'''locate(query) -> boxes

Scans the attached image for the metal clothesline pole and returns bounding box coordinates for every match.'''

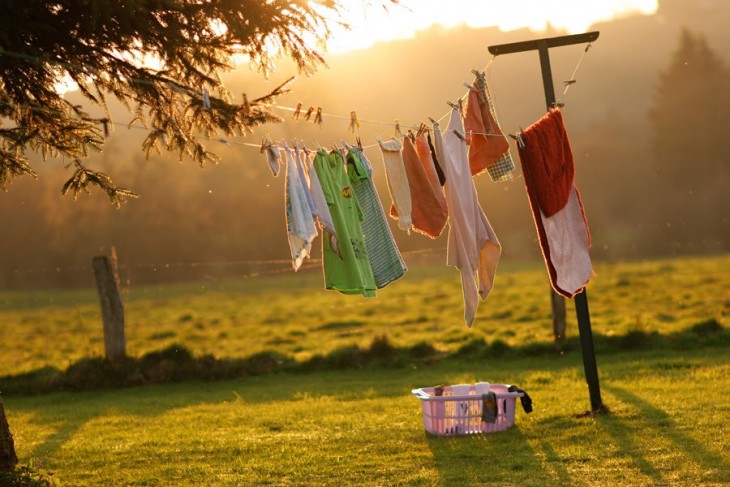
[488,31,604,413]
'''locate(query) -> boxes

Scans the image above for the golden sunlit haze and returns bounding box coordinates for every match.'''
[325,0,659,53]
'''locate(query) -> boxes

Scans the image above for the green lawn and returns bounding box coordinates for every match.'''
[5,347,729,486]
[1,254,727,377]
[1,254,729,486]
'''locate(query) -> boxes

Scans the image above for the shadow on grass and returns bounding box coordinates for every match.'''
[600,385,730,485]
[1,319,727,397]
[425,427,550,485]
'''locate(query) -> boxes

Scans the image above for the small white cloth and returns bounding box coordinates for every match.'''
[378,137,413,232]
[284,147,318,271]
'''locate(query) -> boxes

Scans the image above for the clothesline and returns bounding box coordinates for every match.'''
[1,40,593,164]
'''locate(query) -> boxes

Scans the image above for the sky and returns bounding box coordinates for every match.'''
[324,0,659,53]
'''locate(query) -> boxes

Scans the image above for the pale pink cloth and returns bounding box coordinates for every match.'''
[540,188,592,295]
[434,108,501,327]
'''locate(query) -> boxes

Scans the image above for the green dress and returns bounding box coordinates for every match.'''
[313,149,377,297]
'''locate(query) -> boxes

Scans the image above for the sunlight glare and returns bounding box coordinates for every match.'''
[325,0,659,53]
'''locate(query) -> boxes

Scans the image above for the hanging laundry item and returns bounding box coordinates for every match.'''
[313,149,377,297]
[468,74,516,182]
[464,87,510,176]
[517,108,592,298]
[346,147,407,288]
[293,145,318,221]
[284,147,318,271]
[426,131,446,186]
[434,108,502,327]
[415,132,444,192]
[263,142,282,177]
[392,134,448,239]
[302,148,336,237]
[378,137,413,232]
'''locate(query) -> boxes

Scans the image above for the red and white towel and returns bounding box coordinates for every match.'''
[517,109,592,298]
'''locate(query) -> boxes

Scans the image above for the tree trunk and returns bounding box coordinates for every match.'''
[0,396,18,472]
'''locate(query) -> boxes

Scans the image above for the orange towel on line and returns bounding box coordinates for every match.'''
[518,109,592,298]
[390,136,449,239]
[464,88,510,177]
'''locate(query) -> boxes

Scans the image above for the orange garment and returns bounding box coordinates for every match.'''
[390,136,448,239]
[415,132,444,193]
[464,88,510,176]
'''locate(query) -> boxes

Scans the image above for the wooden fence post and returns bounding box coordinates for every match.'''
[92,254,126,362]
[0,396,17,472]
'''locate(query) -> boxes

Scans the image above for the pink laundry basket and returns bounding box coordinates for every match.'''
[411,383,524,436]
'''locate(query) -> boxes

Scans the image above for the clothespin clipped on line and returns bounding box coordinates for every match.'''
[349,111,360,133]
[260,136,270,153]
[100,118,110,137]
[303,106,314,121]
[394,120,404,138]
[314,107,324,126]
[82,117,110,138]
[428,116,438,126]
[202,88,211,109]
[242,93,251,113]
[452,128,466,142]
[563,80,577,87]
[509,132,525,149]
[293,102,303,120]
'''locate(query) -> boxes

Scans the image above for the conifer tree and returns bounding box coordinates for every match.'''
[649,28,730,186]
[0,0,380,207]
[0,0,395,474]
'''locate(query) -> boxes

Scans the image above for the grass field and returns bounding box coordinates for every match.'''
[1,254,727,377]
[1,254,729,486]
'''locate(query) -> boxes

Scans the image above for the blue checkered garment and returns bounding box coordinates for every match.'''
[482,78,515,182]
[346,147,407,288]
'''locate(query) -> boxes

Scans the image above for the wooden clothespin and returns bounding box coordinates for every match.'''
[509,132,525,149]
[202,88,211,109]
[452,128,466,142]
[394,120,404,138]
[293,102,303,119]
[260,136,270,153]
[563,80,577,87]
[99,118,110,137]
[349,111,360,133]
[242,93,251,113]
[314,107,323,126]
[356,136,363,149]
[303,106,314,121]
[428,116,438,126]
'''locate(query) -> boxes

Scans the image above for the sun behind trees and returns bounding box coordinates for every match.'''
[0,0,396,207]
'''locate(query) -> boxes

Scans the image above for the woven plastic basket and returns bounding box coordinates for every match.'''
[411,383,524,436]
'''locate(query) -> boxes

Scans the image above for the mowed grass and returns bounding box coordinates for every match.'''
[1,254,729,486]
[4,347,729,486]
[1,254,728,378]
